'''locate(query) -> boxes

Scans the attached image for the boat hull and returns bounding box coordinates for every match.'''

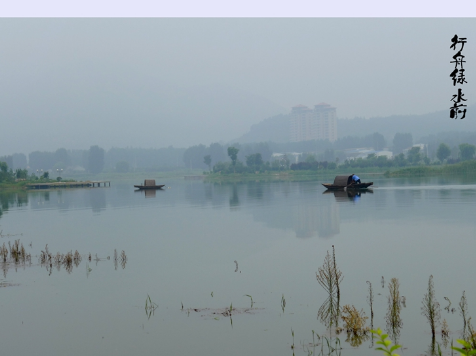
[134,185,165,190]
[322,182,373,190]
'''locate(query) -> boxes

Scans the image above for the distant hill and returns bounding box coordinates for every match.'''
[235,105,476,144]
[235,114,290,143]
[338,104,476,141]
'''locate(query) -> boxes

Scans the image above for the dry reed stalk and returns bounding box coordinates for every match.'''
[386,278,403,341]
[421,275,441,339]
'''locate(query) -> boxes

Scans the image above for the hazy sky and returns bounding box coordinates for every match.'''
[1,18,475,154]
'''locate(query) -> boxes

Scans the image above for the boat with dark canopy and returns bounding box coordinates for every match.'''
[322,175,373,190]
[134,179,165,190]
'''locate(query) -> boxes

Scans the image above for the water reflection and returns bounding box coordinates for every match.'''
[134,188,167,198]
[323,189,373,203]
[229,184,240,209]
[186,182,378,239]
[4,178,475,242]
[0,191,29,220]
[145,190,156,198]
[184,181,342,238]
[89,189,106,213]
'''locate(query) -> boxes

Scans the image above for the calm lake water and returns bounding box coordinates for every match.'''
[1,175,476,356]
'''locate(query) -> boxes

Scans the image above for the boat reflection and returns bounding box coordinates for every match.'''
[323,189,373,203]
[134,189,163,198]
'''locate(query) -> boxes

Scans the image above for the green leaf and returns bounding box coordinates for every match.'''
[390,344,401,352]
[384,340,392,347]
[458,340,472,349]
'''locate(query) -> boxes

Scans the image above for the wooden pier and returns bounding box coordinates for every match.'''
[26,181,111,189]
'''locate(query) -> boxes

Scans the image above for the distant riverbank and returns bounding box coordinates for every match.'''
[0,181,28,192]
[204,167,389,182]
[385,160,476,177]
[205,161,476,182]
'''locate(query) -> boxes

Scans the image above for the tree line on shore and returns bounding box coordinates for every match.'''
[2,131,476,176]
[206,142,476,174]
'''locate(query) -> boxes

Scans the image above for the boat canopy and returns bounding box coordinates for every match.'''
[144,179,156,186]
[333,175,353,186]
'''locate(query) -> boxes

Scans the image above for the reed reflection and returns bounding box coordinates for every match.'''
[316,247,343,330]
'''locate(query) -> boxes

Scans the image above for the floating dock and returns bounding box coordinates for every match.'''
[26,181,111,189]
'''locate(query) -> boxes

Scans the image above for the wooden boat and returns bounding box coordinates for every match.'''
[134,179,165,190]
[322,175,373,190]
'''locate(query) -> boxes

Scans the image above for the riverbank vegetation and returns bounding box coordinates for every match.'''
[3,136,476,182]
[205,142,476,180]
[386,160,476,177]
[0,161,76,191]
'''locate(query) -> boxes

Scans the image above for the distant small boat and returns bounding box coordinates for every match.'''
[134,179,165,190]
[322,175,373,190]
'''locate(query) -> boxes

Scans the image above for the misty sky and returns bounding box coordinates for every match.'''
[1,18,475,155]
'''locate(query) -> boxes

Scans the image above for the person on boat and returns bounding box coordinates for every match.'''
[351,174,361,185]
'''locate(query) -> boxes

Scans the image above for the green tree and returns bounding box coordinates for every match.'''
[407,147,421,165]
[436,143,451,162]
[255,142,272,162]
[393,133,413,155]
[203,155,212,172]
[115,161,130,173]
[245,153,263,168]
[0,161,11,183]
[227,147,239,173]
[88,145,105,174]
[393,153,407,167]
[15,169,28,179]
[459,143,476,161]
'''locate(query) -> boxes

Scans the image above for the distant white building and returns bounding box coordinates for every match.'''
[290,103,337,143]
[344,147,393,160]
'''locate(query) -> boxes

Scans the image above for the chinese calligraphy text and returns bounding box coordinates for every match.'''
[450,35,468,119]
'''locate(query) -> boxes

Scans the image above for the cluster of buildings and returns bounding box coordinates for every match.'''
[290,103,337,143]
[288,103,426,161]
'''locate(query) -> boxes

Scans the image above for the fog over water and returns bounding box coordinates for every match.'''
[1,18,475,154]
